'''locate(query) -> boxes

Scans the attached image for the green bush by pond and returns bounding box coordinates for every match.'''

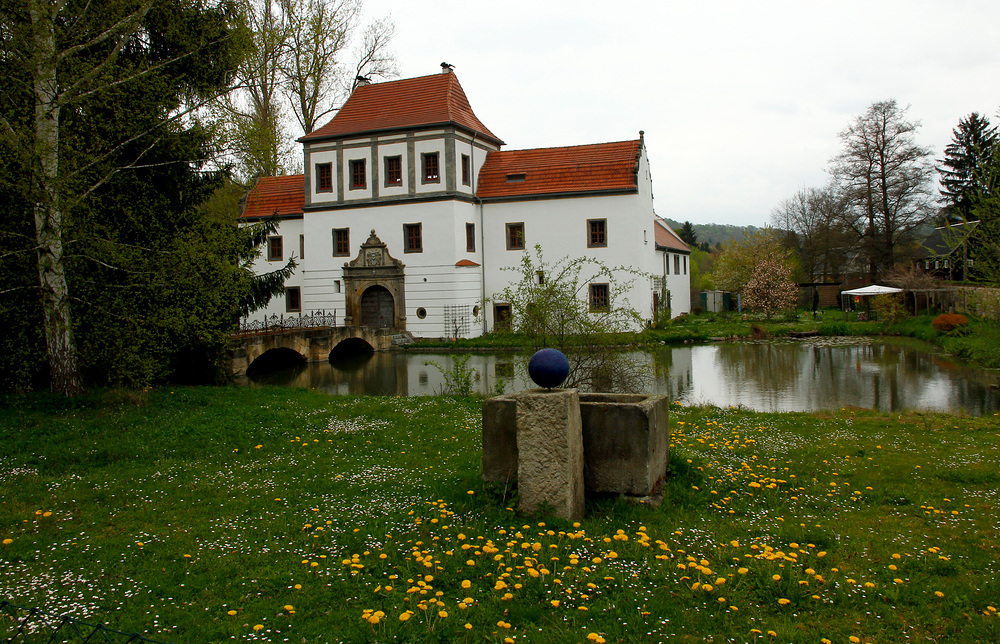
[2,388,999,642]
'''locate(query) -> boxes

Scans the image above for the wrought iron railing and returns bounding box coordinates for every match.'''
[236,309,337,335]
[0,601,172,643]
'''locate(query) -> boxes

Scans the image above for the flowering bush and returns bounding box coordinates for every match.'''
[742,257,799,319]
[931,313,969,332]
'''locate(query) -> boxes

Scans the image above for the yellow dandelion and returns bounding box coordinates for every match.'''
[438,610,448,618]
[550,600,560,607]
[2,539,12,545]
[227,610,237,616]
[935,590,944,597]
[778,598,790,605]
[464,623,473,630]
[252,625,264,632]
[399,612,411,622]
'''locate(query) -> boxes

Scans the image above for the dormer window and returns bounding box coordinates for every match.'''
[422,153,440,183]
[506,173,526,183]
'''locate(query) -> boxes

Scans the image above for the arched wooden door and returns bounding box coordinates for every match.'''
[360,286,395,328]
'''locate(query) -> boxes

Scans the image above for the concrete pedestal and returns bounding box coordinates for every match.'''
[515,389,584,521]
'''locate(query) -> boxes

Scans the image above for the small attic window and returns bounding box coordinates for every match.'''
[506,173,526,183]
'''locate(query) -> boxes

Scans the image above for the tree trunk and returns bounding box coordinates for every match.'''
[30,0,83,396]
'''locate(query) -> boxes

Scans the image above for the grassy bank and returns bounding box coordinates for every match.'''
[408,309,1000,371]
[2,388,999,643]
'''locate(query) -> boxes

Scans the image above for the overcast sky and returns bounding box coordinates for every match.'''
[359,0,1000,227]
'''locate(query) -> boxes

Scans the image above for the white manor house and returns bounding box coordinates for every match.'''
[241,65,690,339]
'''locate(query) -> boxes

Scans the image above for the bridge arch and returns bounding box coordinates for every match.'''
[246,347,307,376]
[231,325,409,376]
[330,337,375,360]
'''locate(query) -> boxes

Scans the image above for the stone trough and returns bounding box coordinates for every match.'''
[482,390,669,519]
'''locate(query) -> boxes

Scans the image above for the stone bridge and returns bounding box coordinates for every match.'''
[230,326,411,376]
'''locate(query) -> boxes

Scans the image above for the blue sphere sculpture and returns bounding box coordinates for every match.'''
[528,348,570,389]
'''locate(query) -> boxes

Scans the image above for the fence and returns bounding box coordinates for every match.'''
[0,601,172,644]
[236,309,337,335]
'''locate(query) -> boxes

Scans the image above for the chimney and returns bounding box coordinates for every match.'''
[440,62,454,73]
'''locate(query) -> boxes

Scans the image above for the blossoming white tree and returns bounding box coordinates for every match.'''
[742,257,799,319]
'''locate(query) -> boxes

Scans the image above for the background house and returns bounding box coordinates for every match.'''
[915,220,979,281]
[241,65,690,338]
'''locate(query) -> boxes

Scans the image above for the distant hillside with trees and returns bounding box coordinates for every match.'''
[663,219,761,249]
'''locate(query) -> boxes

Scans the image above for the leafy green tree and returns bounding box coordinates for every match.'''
[969,137,1000,284]
[830,100,934,281]
[689,247,715,292]
[491,246,646,392]
[713,228,792,297]
[937,112,998,220]
[0,0,246,393]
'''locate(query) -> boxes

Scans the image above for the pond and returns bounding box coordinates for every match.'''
[237,338,1000,415]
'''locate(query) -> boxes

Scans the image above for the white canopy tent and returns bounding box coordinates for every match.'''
[841,285,903,296]
[841,285,904,320]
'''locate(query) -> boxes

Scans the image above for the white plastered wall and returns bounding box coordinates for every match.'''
[248,218,306,319]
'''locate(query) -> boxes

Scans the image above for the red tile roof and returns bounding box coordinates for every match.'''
[241,175,305,220]
[654,218,690,253]
[301,73,502,144]
[476,140,641,199]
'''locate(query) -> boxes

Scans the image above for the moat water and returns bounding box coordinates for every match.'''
[236,338,1000,416]
[237,338,1000,416]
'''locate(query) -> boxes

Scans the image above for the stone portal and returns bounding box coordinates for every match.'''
[343,230,406,330]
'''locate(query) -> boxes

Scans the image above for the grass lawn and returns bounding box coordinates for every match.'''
[2,387,999,643]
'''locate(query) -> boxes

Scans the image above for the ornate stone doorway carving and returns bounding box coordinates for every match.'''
[343,230,406,330]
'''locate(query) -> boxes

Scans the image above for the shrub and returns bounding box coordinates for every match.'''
[872,294,908,325]
[691,305,705,315]
[931,313,969,332]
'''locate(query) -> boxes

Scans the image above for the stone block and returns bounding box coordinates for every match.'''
[579,393,669,496]
[482,394,518,484]
[515,389,584,521]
